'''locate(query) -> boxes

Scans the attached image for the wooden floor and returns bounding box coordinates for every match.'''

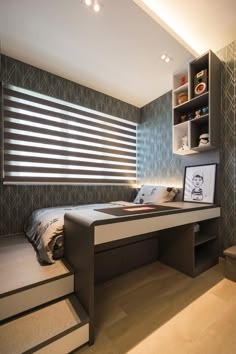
[77,261,236,354]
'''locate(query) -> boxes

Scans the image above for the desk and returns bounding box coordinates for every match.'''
[64,202,220,345]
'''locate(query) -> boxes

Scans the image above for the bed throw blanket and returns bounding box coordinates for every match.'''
[24,202,134,264]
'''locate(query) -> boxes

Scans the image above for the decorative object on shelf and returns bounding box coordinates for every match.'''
[188,111,195,120]
[194,69,208,97]
[198,133,210,146]
[177,92,188,105]
[202,106,208,115]
[183,163,216,203]
[195,109,201,118]
[180,76,187,86]
[178,134,188,151]
[180,114,187,122]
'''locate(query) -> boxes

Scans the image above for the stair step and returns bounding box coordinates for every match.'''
[1,273,74,321]
[0,295,89,354]
[0,234,71,294]
[0,234,74,320]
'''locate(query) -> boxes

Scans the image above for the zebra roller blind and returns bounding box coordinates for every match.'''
[2,84,137,184]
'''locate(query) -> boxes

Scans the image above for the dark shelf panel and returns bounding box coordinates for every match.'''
[174,114,209,127]
[195,233,217,246]
[190,115,209,150]
[194,236,219,276]
[190,114,209,125]
[194,256,218,277]
[191,145,214,152]
[173,92,208,113]
[190,52,209,72]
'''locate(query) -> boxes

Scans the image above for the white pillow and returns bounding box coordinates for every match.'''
[133,185,166,204]
[134,185,179,204]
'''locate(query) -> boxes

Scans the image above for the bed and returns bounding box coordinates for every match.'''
[24,186,179,264]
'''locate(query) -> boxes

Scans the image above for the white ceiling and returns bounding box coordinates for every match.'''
[0,1,235,108]
[134,0,236,55]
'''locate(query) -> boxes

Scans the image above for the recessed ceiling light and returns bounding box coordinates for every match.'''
[161,52,172,63]
[93,0,102,12]
[81,0,103,12]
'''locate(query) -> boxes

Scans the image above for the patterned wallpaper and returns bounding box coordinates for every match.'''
[0,56,140,123]
[138,93,219,188]
[217,41,236,250]
[1,40,235,248]
[0,55,139,236]
[138,40,236,251]
[137,91,184,187]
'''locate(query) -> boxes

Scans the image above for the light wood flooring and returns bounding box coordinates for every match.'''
[77,261,236,354]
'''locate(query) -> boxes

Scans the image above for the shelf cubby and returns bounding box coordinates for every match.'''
[195,232,216,246]
[190,117,209,149]
[174,91,208,112]
[194,240,218,276]
[189,53,209,99]
[159,218,219,278]
[173,121,195,155]
[172,50,221,155]
[173,68,189,108]
[194,219,219,276]
[173,68,188,90]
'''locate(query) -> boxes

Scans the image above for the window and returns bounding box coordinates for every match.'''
[2,84,137,184]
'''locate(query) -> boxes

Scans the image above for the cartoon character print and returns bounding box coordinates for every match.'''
[191,171,204,201]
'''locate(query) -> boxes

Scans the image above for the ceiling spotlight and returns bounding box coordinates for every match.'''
[93,0,102,12]
[161,53,166,60]
[81,0,103,13]
[161,52,172,63]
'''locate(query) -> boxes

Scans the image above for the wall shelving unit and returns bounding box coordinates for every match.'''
[172,50,221,155]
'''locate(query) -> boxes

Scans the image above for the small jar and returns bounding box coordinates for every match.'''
[177,92,188,105]
[180,114,187,122]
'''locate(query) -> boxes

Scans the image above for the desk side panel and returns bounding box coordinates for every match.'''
[64,214,94,345]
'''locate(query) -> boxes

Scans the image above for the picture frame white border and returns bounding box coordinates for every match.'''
[183,163,217,204]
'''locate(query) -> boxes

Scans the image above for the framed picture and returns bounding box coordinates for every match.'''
[183,163,217,203]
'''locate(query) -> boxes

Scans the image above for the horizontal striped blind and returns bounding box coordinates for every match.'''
[2,84,137,184]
